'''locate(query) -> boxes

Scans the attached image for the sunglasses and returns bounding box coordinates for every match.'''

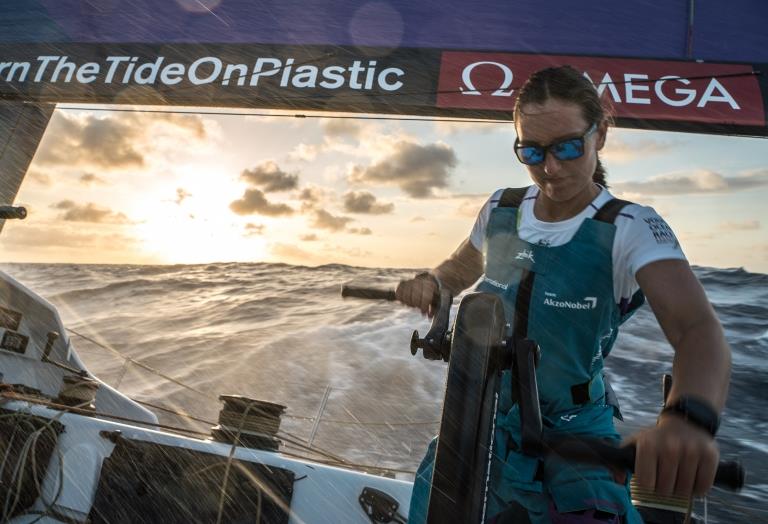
[514,123,598,166]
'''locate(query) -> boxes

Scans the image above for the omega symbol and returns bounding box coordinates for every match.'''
[460,61,514,97]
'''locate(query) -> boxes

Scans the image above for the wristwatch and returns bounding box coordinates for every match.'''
[661,395,720,437]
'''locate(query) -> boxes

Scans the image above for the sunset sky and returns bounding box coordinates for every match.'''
[3,105,767,272]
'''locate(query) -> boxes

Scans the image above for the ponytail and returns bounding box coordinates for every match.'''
[593,158,608,188]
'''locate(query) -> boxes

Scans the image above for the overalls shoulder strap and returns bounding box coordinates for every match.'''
[591,197,647,322]
[497,187,530,208]
[592,197,633,224]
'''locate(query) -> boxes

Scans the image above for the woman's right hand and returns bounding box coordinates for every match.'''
[395,273,439,317]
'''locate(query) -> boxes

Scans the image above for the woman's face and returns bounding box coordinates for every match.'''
[515,98,606,203]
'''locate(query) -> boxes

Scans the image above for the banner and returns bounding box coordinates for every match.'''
[2,2,767,135]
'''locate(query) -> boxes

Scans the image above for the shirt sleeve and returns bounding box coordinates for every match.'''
[612,204,687,302]
[469,188,505,250]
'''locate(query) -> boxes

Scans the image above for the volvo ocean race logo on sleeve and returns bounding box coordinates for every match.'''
[436,52,764,126]
[644,217,680,248]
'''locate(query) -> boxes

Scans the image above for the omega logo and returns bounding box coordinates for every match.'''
[460,61,514,97]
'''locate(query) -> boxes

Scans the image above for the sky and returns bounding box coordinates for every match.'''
[2,105,767,273]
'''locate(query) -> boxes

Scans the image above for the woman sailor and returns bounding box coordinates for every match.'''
[397,65,731,523]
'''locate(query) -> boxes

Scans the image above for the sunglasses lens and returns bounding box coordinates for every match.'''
[517,146,544,165]
[552,138,584,161]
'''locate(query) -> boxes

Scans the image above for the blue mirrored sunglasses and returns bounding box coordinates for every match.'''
[514,123,598,166]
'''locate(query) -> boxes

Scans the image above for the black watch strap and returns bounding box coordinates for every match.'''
[661,396,720,437]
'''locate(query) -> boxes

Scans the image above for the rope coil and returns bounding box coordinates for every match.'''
[212,395,286,452]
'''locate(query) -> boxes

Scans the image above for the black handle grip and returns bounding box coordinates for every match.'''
[340,285,396,301]
[0,206,27,219]
[547,437,745,491]
[714,460,746,491]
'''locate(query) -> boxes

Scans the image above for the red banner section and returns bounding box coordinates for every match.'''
[437,53,765,126]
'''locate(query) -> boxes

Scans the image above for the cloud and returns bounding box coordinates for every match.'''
[297,186,333,213]
[240,161,299,192]
[601,137,678,163]
[322,119,363,139]
[348,141,457,198]
[37,113,143,168]
[300,233,318,241]
[410,216,426,222]
[297,186,330,206]
[718,220,761,231]
[288,120,368,161]
[175,188,192,204]
[243,223,265,236]
[343,191,394,214]
[156,112,207,139]
[612,169,768,196]
[608,191,655,206]
[35,110,208,170]
[456,196,486,218]
[288,143,323,162]
[245,223,264,231]
[270,242,322,264]
[348,227,372,235]
[79,173,106,185]
[26,170,51,185]
[434,119,508,136]
[678,231,716,242]
[51,200,130,223]
[1,223,139,251]
[311,209,353,231]
[229,189,294,216]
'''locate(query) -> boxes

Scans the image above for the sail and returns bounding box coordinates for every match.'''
[1,0,767,136]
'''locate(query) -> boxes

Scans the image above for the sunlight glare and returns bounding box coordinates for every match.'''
[128,171,269,264]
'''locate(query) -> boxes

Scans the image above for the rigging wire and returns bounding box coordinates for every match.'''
[55,104,513,125]
[61,327,430,472]
[2,389,413,477]
[66,327,441,426]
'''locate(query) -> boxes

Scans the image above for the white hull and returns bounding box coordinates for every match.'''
[0,271,413,523]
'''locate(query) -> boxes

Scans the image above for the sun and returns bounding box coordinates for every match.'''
[134,215,268,264]
[128,182,269,264]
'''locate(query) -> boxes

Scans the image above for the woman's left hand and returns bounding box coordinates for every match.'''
[630,414,720,497]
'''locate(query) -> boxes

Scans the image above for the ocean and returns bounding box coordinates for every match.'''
[2,262,766,523]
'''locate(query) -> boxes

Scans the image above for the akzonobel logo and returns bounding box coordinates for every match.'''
[544,294,597,310]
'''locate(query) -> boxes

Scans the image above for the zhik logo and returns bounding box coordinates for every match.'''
[515,249,535,263]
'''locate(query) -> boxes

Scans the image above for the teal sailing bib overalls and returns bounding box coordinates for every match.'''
[409,187,645,524]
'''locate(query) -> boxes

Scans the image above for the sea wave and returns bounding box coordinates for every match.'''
[1,261,765,522]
